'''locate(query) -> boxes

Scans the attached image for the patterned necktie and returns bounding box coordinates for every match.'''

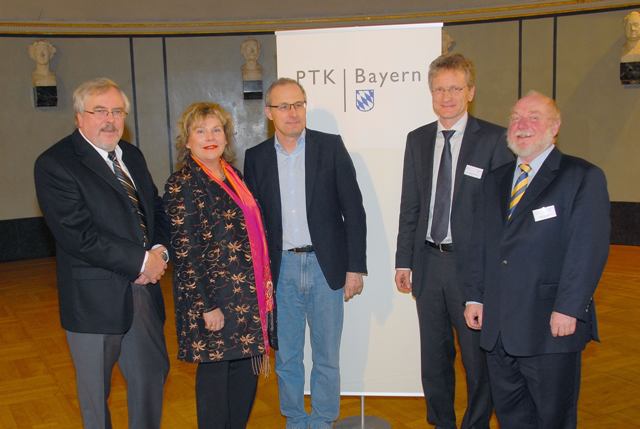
[108,151,148,245]
[431,129,455,245]
[508,163,532,219]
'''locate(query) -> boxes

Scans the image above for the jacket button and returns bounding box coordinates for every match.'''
[502,260,508,265]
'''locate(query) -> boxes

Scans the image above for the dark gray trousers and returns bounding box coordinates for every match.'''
[416,245,492,429]
[66,284,169,429]
[486,336,581,429]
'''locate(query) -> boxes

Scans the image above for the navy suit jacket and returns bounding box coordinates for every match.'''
[34,130,168,334]
[395,115,514,297]
[465,147,610,356]
[243,128,367,290]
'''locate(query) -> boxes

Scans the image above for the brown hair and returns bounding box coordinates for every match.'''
[428,53,476,89]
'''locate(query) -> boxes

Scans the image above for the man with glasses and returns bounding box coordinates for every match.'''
[395,54,513,429]
[464,91,609,428]
[34,77,170,429]
[244,77,367,429]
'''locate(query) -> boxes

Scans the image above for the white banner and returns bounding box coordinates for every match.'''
[276,23,442,395]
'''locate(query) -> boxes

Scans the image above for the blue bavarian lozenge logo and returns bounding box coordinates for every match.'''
[355,89,375,112]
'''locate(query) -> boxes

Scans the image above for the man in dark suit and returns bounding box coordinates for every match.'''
[34,78,170,429]
[395,53,513,429]
[464,91,610,428]
[244,78,367,429]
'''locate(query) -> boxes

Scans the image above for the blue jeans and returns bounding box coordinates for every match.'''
[276,251,344,429]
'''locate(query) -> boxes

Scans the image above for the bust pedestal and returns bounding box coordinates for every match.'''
[33,86,57,107]
[243,80,263,100]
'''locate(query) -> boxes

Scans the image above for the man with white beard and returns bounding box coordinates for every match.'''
[464,91,610,429]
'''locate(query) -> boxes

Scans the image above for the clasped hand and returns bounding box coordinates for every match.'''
[135,246,168,285]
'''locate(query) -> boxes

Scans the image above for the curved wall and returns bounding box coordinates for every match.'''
[1,5,638,260]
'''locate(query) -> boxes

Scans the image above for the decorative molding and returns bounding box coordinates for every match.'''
[1,2,638,35]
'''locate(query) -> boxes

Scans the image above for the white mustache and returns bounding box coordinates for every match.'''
[101,124,117,132]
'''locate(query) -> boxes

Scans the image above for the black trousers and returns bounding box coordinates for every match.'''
[196,357,259,429]
[486,336,581,429]
[416,245,492,429]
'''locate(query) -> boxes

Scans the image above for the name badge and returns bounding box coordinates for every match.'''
[532,205,557,222]
[464,164,483,179]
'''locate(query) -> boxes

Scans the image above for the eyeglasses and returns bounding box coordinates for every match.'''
[432,86,466,96]
[267,101,306,112]
[84,109,128,119]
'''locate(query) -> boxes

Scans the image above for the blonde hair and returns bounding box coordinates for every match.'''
[175,102,236,169]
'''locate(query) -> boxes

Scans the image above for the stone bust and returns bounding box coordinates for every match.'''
[622,11,640,63]
[241,38,263,81]
[29,40,57,87]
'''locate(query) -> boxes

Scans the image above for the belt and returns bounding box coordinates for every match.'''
[287,245,314,253]
[425,240,454,252]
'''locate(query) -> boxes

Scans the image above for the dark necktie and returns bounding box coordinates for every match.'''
[108,151,148,246]
[431,130,455,245]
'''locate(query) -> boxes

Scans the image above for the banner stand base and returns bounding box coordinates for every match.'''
[335,416,391,429]
[335,396,391,428]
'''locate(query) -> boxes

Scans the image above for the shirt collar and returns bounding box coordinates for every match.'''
[517,143,555,172]
[78,128,122,159]
[437,112,468,135]
[274,129,306,155]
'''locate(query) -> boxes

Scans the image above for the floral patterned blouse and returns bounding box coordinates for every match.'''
[163,158,265,363]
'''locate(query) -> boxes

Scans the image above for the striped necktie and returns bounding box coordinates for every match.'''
[508,163,531,219]
[108,151,148,246]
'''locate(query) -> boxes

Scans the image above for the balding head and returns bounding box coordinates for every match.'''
[507,91,562,163]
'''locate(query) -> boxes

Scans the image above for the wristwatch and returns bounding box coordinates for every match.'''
[161,248,169,263]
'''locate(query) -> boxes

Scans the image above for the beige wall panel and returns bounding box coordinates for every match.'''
[131,37,172,189]
[447,21,519,127]
[522,17,554,96]
[163,35,277,173]
[557,10,640,202]
[0,37,133,220]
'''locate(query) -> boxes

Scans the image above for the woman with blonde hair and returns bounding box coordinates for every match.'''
[164,102,276,428]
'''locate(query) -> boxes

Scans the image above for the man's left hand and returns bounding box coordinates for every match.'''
[343,272,364,302]
[550,311,577,337]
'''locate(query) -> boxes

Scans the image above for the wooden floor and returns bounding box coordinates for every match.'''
[0,245,638,428]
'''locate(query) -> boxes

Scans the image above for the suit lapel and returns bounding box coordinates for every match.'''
[509,147,561,221]
[453,116,479,200]
[419,124,438,206]
[304,129,319,212]
[73,131,128,199]
[265,139,283,227]
[499,162,515,223]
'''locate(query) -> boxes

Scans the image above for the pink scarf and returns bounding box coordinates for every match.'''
[192,155,275,354]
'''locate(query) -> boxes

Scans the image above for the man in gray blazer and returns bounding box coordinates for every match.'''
[395,54,513,429]
[244,78,367,429]
[34,78,170,429]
